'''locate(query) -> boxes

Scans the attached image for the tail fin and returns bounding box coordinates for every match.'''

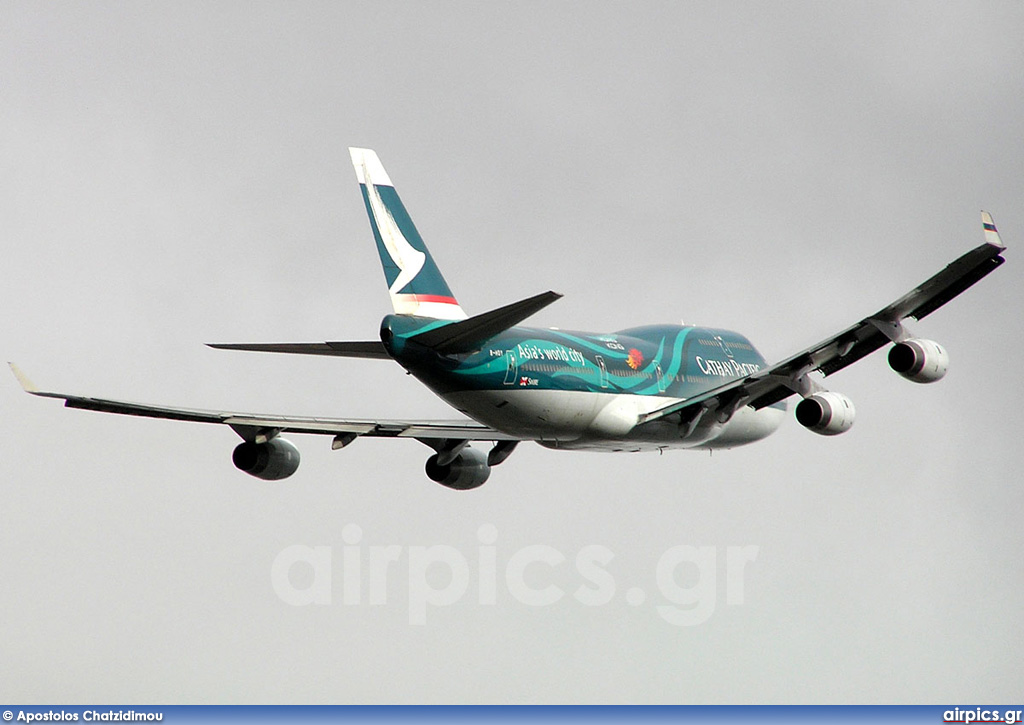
[349,148,467,320]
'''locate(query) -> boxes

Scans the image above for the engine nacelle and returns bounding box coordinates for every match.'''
[232,438,301,480]
[888,338,949,383]
[425,446,491,490]
[795,391,856,436]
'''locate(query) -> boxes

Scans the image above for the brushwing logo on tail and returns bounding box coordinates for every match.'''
[362,161,426,295]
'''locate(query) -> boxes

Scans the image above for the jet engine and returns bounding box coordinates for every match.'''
[888,338,949,383]
[425,446,491,490]
[232,438,301,480]
[795,391,856,436]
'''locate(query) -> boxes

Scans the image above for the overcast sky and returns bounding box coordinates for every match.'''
[2,1,1022,704]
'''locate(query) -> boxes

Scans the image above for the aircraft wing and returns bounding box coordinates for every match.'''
[8,363,524,443]
[637,220,1006,428]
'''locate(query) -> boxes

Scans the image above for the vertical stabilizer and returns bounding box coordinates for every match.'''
[349,148,467,320]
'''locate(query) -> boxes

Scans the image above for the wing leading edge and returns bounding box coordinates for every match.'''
[637,215,1006,427]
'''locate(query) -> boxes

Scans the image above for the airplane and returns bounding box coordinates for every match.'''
[10,148,1007,489]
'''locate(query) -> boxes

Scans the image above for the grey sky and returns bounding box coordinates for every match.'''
[2,1,1022,704]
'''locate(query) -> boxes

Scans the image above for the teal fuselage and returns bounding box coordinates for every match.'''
[380,315,786,451]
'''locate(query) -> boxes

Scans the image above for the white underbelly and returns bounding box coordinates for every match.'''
[442,389,785,451]
[441,389,611,440]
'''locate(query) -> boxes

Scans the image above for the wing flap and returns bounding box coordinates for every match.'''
[903,251,1004,321]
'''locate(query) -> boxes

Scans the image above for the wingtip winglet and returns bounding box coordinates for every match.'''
[981,211,1005,249]
[8,362,39,394]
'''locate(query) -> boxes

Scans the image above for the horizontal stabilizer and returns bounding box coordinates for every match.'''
[207,341,390,359]
[409,290,562,354]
